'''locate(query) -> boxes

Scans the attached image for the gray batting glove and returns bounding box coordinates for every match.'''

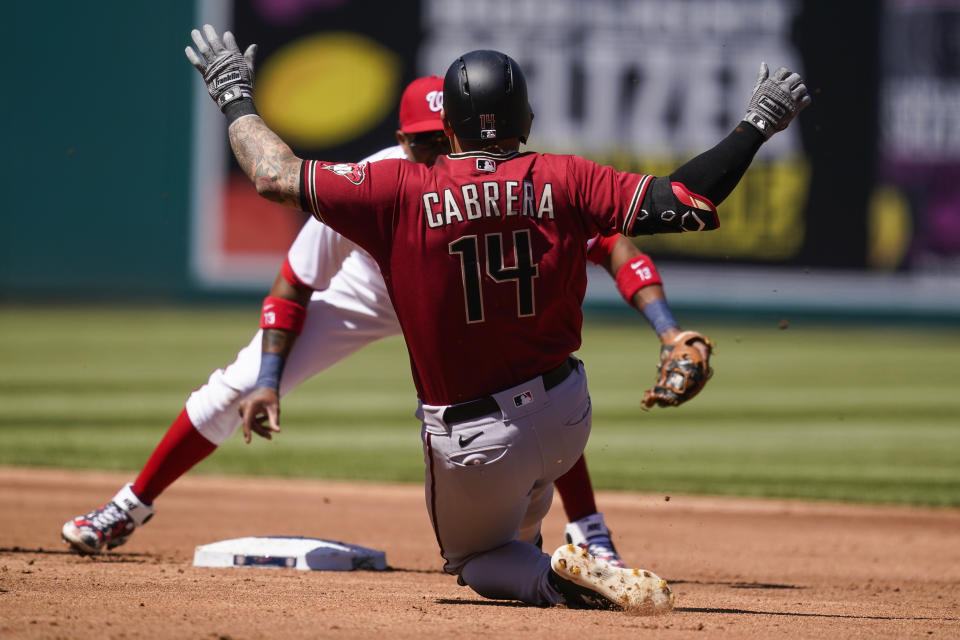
[743,62,811,139]
[185,24,258,110]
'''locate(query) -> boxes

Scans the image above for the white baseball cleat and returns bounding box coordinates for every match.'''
[549,543,675,614]
[563,512,625,567]
[61,483,154,554]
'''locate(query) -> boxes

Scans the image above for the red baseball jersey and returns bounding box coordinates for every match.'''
[302,150,652,404]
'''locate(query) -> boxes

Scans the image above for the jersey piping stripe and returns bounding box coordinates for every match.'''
[280,258,310,289]
[447,150,520,161]
[622,174,652,236]
[304,160,325,223]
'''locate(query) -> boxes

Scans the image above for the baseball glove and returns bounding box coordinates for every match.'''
[642,331,713,409]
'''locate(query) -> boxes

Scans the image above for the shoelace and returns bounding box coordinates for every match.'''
[85,503,131,531]
[585,538,622,565]
[585,537,615,551]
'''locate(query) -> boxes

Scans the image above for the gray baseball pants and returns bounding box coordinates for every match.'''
[418,357,592,606]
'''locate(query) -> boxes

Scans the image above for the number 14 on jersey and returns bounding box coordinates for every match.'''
[448,230,539,324]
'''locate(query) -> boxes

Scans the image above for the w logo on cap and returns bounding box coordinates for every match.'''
[399,76,445,133]
[426,90,443,113]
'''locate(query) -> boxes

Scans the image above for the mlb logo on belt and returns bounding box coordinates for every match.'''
[513,390,534,407]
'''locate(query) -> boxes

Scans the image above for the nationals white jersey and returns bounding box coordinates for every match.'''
[285,145,406,293]
[185,145,406,445]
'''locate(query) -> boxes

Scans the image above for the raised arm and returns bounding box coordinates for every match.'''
[623,62,811,237]
[228,116,302,207]
[668,64,810,206]
[185,24,302,208]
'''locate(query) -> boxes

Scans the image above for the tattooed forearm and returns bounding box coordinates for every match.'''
[262,328,297,358]
[228,116,302,207]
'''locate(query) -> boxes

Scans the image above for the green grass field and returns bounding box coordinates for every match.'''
[1,305,958,506]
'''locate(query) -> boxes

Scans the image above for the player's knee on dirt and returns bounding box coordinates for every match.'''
[459,541,556,606]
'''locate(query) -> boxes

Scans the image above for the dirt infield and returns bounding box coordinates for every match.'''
[1,467,957,639]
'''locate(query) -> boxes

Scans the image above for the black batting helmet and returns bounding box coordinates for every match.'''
[443,50,532,144]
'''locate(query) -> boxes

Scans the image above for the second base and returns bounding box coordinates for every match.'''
[193,536,387,571]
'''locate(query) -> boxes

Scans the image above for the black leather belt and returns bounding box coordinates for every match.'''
[441,357,577,425]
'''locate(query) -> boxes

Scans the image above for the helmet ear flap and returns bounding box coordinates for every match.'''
[520,110,534,144]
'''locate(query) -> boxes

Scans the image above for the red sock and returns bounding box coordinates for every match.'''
[554,455,598,522]
[132,408,217,505]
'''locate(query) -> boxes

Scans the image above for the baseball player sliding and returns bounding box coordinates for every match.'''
[61,76,701,567]
[76,24,810,612]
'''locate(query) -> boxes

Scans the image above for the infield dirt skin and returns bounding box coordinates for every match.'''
[1,467,957,639]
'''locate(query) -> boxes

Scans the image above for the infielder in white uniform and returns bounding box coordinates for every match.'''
[62,75,704,567]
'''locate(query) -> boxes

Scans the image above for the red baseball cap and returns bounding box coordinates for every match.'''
[398,76,444,133]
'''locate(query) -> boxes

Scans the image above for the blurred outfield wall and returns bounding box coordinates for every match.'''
[3,0,959,320]
[1,3,196,299]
